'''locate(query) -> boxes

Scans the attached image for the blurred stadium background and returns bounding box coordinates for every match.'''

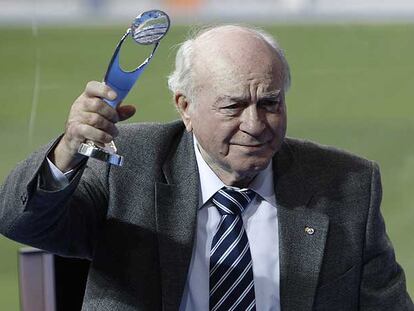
[0,0,413,309]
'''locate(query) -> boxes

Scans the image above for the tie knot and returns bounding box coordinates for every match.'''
[212,187,256,216]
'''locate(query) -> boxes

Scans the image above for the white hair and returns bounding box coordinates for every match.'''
[167,25,291,102]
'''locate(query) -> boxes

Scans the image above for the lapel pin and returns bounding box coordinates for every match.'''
[304,226,315,235]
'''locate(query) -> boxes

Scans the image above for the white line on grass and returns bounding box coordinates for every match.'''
[28,0,40,148]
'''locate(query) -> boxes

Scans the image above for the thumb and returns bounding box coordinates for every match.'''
[117,104,136,121]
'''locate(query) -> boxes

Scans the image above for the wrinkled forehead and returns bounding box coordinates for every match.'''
[192,27,284,95]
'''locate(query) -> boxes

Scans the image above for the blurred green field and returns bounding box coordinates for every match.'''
[0,23,413,309]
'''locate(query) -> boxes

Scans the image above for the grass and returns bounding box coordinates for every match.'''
[0,24,413,308]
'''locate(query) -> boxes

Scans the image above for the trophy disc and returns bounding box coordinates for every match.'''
[131,10,170,45]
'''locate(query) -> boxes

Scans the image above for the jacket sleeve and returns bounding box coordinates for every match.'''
[359,162,414,310]
[0,137,109,260]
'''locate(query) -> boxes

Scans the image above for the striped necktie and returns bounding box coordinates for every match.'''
[209,187,256,311]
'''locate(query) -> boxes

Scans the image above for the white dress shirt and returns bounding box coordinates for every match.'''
[179,137,280,311]
[42,158,75,189]
[43,139,281,310]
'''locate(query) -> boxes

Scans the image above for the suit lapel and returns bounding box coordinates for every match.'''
[275,139,329,311]
[155,131,199,311]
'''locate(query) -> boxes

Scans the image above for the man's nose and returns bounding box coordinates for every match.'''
[239,105,266,136]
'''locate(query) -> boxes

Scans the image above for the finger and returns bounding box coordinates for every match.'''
[81,111,119,137]
[117,105,136,121]
[65,120,113,146]
[78,124,114,145]
[82,97,120,123]
[84,81,117,101]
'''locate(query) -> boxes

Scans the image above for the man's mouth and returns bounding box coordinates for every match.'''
[231,142,268,149]
[231,141,267,147]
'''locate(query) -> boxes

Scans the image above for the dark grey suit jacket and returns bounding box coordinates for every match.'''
[0,120,413,310]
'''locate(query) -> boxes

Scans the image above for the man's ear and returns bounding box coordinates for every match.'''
[174,93,193,132]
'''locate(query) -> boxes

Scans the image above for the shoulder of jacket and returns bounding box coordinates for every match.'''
[116,120,185,145]
[283,137,377,171]
[109,120,188,167]
[117,119,184,136]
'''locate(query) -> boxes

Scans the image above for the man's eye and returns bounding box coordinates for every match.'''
[259,99,281,111]
[224,104,240,110]
[261,99,279,106]
[221,103,244,114]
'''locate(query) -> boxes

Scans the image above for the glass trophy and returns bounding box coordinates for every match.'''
[78,9,170,166]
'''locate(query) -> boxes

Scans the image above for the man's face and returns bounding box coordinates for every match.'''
[179,29,287,186]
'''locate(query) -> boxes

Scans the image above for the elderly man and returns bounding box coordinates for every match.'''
[0,25,413,310]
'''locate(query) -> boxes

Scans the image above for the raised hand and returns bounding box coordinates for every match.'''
[51,81,136,172]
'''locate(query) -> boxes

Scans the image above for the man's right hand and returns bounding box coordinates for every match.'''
[51,81,136,172]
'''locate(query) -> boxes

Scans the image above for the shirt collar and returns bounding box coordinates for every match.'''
[193,135,276,208]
